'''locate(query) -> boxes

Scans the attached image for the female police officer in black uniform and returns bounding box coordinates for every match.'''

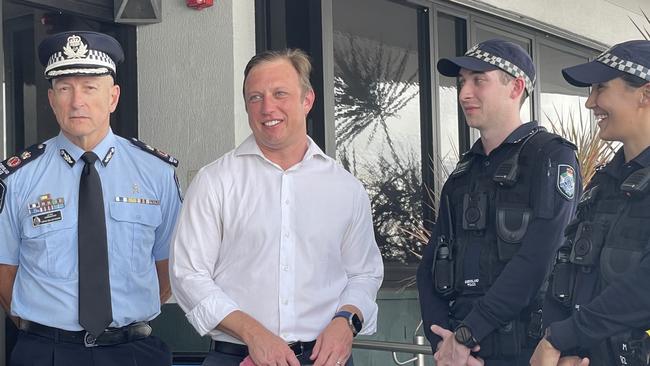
[531,40,650,366]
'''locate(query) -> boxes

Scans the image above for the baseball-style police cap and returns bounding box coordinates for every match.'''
[38,31,124,80]
[437,39,536,94]
[562,40,650,87]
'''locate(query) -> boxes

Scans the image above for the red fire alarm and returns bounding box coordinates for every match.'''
[187,0,214,10]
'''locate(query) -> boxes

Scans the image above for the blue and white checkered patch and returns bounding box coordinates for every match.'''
[45,49,116,78]
[596,52,650,82]
[465,46,536,94]
[557,164,576,200]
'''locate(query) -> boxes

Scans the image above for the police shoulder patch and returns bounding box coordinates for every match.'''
[0,143,47,181]
[129,138,179,167]
[557,164,576,200]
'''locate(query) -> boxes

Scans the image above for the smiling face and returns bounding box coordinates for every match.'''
[243,58,315,159]
[48,75,120,150]
[585,77,646,142]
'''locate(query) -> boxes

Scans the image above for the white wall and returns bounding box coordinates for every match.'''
[454,0,649,46]
[136,0,255,190]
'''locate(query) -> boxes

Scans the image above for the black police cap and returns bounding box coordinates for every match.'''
[437,39,536,94]
[562,40,650,87]
[38,31,124,80]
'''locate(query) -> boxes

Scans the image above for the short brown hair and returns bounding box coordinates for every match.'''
[243,48,313,96]
[498,70,528,106]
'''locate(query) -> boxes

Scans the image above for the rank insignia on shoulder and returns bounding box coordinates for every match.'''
[129,138,179,167]
[450,157,474,178]
[557,164,576,200]
[0,143,46,181]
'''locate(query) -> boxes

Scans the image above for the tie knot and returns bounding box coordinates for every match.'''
[81,152,99,165]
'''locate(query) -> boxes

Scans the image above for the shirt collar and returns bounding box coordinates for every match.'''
[601,146,650,177]
[55,129,117,167]
[234,134,328,167]
[468,121,539,156]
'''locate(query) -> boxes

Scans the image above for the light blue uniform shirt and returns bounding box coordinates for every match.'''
[0,130,181,330]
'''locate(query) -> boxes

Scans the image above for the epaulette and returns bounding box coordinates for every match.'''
[0,143,46,214]
[0,143,47,180]
[129,138,179,167]
[595,163,607,172]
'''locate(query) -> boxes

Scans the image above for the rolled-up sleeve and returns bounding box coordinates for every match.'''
[337,183,384,335]
[169,169,240,336]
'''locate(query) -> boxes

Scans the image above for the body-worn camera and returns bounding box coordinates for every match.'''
[570,221,609,266]
[463,192,487,231]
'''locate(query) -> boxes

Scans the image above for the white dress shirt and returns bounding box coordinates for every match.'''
[170,135,384,343]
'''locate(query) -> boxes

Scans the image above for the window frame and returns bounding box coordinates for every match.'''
[256,0,601,288]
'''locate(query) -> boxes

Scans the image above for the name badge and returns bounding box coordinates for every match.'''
[32,211,63,227]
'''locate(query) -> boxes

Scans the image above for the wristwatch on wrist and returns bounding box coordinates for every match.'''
[332,311,363,337]
[454,324,479,349]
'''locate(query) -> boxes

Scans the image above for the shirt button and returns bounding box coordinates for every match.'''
[483,161,490,167]
[282,299,288,305]
[284,199,289,205]
[282,265,289,271]
[284,232,290,238]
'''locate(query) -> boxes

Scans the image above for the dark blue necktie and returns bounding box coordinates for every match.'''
[78,151,112,337]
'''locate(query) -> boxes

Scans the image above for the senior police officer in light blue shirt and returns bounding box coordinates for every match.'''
[0,31,181,365]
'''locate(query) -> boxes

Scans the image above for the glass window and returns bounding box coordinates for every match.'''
[436,12,467,175]
[332,0,423,264]
[538,43,591,134]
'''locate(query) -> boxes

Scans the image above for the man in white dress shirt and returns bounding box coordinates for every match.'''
[170,48,384,366]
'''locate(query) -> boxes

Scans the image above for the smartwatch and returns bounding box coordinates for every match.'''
[454,324,479,348]
[332,311,363,337]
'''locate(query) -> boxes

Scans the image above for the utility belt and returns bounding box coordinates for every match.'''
[449,311,542,359]
[19,320,152,347]
[608,331,650,366]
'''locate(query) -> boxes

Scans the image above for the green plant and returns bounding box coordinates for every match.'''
[544,105,617,188]
[629,8,650,40]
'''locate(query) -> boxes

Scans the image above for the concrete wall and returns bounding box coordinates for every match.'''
[136,0,255,191]
[455,0,649,46]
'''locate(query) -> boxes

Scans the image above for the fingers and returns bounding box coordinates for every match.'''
[580,358,590,366]
[286,354,301,366]
[467,355,484,366]
[310,337,322,361]
[430,324,453,338]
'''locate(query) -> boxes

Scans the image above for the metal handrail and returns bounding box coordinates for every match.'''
[352,339,432,355]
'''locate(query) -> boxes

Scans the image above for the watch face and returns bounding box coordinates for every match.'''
[351,314,363,333]
[454,325,476,347]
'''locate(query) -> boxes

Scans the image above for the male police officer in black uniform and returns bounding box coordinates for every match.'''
[531,40,650,366]
[416,39,581,366]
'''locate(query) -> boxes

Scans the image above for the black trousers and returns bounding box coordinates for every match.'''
[10,330,172,366]
[202,349,354,366]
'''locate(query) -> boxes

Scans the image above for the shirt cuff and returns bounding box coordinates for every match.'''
[338,290,378,335]
[462,309,498,343]
[185,294,239,336]
[547,318,579,352]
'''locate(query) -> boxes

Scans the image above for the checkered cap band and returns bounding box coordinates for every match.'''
[45,49,116,76]
[596,52,650,82]
[466,48,535,93]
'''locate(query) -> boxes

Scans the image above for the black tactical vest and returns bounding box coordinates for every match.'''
[432,128,573,358]
[550,165,650,366]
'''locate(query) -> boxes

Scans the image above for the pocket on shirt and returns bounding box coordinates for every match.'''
[21,215,77,280]
[109,202,162,273]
